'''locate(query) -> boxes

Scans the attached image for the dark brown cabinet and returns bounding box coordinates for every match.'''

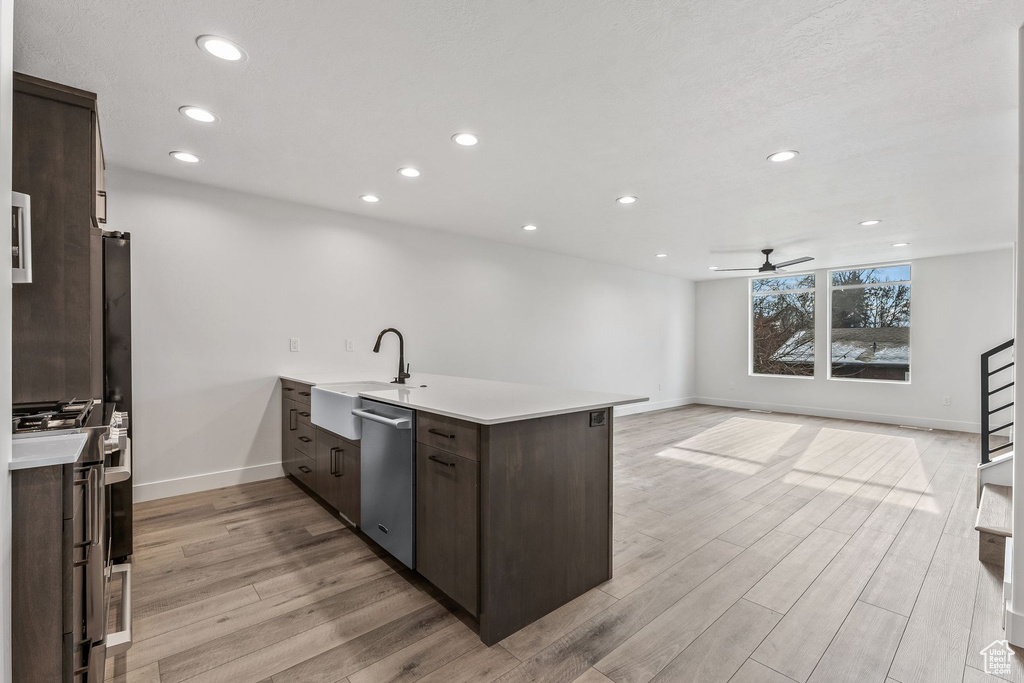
[12,73,105,404]
[13,453,105,682]
[315,429,361,525]
[280,379,360,525]
[416,444,479,616]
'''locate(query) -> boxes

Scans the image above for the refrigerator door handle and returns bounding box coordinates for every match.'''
[12,191,31,284]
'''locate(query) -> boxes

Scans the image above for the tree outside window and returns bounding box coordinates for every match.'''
[751,274,815,377]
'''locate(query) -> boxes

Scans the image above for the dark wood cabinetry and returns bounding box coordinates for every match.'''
[12,73,105,404]
[277,379,613,646]
[280,380,360,525]
[316,430,361,525]
[13,451,104,682]
[416,444,479,616]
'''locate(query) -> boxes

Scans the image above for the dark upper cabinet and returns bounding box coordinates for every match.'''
[416,443,479,616]
[12,73,105,403]
[315,429,361,526]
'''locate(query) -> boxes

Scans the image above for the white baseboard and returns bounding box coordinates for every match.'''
[694,396,979,433]
[133,462,285,502]
[614,397,696,417]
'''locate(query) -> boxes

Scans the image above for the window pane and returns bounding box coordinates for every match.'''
[831,265,911,287]
[752,290,815,376]
[753,274,815,293]
[831,280,910,381]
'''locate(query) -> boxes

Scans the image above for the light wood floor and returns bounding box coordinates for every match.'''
[107,405,1020,683]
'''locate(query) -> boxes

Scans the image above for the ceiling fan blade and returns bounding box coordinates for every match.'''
[772,256,814,268]
[712,267,761,272]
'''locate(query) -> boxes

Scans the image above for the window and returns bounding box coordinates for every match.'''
[751,274,815,377]
[829,265,910,382]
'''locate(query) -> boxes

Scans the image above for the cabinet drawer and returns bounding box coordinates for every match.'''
[284,449,316,489]
[281,379,313,405]
[295,421,316,456]
[416,444,479,615]
[417,412,480,461]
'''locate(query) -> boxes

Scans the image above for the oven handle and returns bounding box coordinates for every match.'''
[73,472,94,549]
[105,436,131,485]
[105,562,132,656]
[351,408,411,430]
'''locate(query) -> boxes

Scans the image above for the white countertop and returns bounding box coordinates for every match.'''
[10,432,89,470]
[280,372,647,425]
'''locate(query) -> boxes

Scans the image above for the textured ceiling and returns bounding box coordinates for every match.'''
[13,0,1024,279]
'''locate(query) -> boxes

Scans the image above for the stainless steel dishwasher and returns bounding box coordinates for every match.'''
[351,399,416,568]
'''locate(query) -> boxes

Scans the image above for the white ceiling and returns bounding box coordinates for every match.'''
[13,1,1024,279]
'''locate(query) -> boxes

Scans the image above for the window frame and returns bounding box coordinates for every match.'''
[826,262,912,385]
[748,271,817,380]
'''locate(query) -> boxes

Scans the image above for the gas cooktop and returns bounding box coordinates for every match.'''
[13,399,96,434]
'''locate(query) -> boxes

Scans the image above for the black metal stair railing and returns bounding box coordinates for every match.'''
[981,338,1014,465]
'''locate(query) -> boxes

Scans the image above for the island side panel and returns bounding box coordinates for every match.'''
[479,409,612,645]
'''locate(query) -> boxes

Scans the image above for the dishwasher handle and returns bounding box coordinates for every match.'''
[352,408,411,430]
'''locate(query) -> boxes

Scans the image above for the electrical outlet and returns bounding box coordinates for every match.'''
[943,396,951,407]
[728,381,736,391]
[345,339,354,352]
[289,338,300,352]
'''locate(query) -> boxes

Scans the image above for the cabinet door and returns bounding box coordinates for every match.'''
[315,430,340,508]
[282,397,300,457]
[416,444,478,615]
[315,430,361,525]
[337,440,360,526]
[93,113,106,226]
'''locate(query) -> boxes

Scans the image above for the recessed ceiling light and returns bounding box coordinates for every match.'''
[398,167,421,178]
[179,106,218,123]
[892,242,909,247]
[452,133,478,146]
[360,195,380,203]
[522,224,538,231]
[196,35,247,62]
[656,253,668,258]
[617,196,638,205]
[169,151,202,163]
[859,219,882,226]
[767,150,799,163]
[708,266,719,270]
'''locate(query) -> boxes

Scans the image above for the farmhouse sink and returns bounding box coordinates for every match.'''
[310,381,396,440]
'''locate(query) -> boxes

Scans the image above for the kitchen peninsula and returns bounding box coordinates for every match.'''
[279,371,645,644]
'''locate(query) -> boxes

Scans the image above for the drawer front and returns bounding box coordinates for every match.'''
[417,412,480,461]
[284,449,317,489]
[281,379,313,405]
[295,420,316,456]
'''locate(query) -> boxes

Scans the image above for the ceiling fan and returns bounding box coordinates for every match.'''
[713,248,814,273]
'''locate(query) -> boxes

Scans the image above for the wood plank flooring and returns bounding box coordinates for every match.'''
[106,404,1021,683]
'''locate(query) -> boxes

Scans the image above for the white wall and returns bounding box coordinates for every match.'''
[106,168,696,501]
[0,0,13,678]
[695,249,1015,432]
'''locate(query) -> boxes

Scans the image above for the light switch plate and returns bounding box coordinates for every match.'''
[289,338,300,352]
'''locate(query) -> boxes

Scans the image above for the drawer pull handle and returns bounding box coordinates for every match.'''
[428,454,456,468]
[283,387,295,392]
[298,436,312,443]
[299,411,310,417]
[298,391,311,397]
[428,428,456,439]
[298,465,312,474]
